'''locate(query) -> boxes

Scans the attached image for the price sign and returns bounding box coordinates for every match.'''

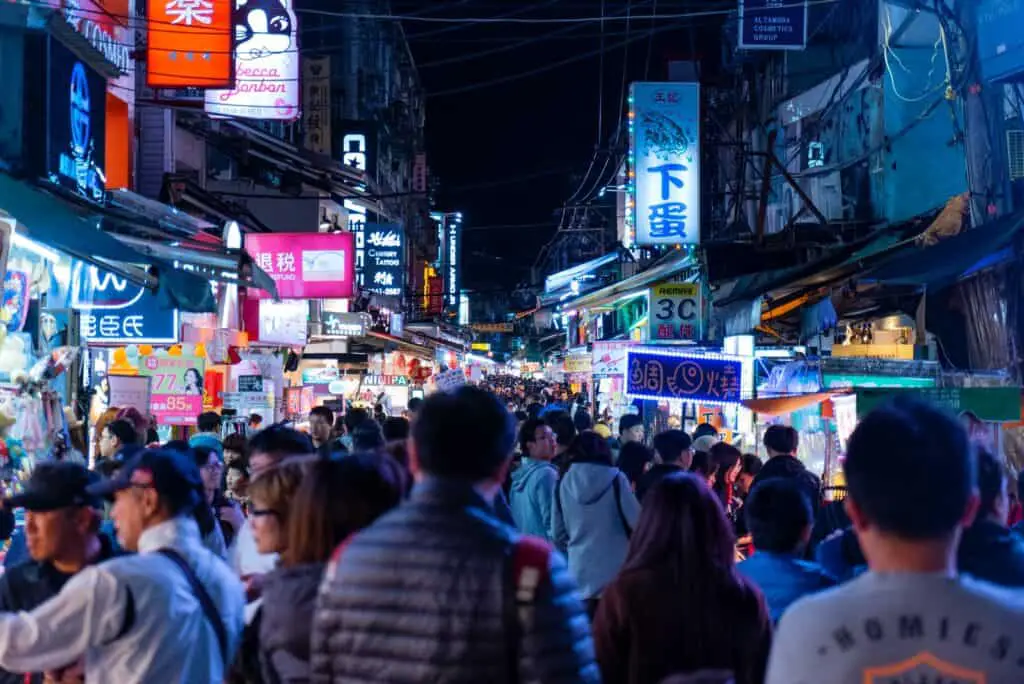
[108,375,151,416]
[648,282,702,342]
[139,354,206,425]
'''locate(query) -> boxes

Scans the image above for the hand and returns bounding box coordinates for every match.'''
[44,659,85,683]
[242,573,265,602]
[219,503,245,532]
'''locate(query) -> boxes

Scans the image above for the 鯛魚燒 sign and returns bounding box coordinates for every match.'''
[626,349,742,404]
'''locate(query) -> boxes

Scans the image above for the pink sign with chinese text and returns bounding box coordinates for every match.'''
[139,355,206,426]
[245,233,355,300]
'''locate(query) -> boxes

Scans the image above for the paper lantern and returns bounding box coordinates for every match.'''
[113,347,128,365]
[139,344,153,356]
[168,345,182,357]
[195,343,207,358]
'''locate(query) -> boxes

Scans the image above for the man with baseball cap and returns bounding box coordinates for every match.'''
[0,449,244,683]
[0,462,119,684]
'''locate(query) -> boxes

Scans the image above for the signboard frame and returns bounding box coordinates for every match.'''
[625,348,743,406]
[648,281,702,342]
[107,374,151,416]
[738,0,809,51]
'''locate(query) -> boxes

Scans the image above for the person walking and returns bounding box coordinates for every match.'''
[510,418,558,539]
[592,472,771,684]
[312,386,598,683]
[0,463,120,684]
[0,449,245,682]
[552,431,640,618]
[957,449,1024,587]
[636,429,692,502]
[766,398,1024,684]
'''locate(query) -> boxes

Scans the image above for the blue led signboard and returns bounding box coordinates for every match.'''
[626,348,742,405]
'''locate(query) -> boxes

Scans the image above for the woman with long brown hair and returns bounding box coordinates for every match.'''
[592,472,771,684]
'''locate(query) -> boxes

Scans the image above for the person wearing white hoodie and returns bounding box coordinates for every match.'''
[552,430,641,618]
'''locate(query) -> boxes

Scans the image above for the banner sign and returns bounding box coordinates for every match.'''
[107,374,151,417]
[363,224,405,298]
[629,82,701,246]
[443,214,461,307]
[626,349,742,404]
[564,353,592,374]
[205,0,299,119]
[322,311,368,337]
[71,262,179,344]
[48,39,106,202]
[648,282,702,342]
[146,0,233,87]
[592,341,634,376]
[245,232,354,299]
[139,354,206,425]
[61,0,135,102]
[856,387,1021,423]
[739,0,809,51]
[302,57,331,154]
[471,322,514,333]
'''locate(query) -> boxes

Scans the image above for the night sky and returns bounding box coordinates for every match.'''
[395,1,705,293]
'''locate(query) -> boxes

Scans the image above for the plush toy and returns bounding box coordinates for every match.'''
[0,411,27,476]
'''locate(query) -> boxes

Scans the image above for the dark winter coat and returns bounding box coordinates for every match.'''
[958,518,1024,588]
[310,476,599,683]
[260,563,324,683]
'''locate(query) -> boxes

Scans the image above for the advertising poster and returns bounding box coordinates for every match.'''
[245,232,354,299]
[363,224,405,298]
[629,82,701,246]
[205,0,300,120]
[139,354,206,425]
[48,38,106,202]
[592,341,634,376]
[108,374,151,417]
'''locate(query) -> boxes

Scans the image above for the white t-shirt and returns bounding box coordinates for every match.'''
[766,571,1024,684]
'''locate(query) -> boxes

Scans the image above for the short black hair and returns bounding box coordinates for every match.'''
[518,418,547,454]
[382,417,410,442]
[976,449,1005,519]
[745,478,813,553]
[652,430,692,464]
[223,433,249,459]
[619,414,643,434]
[406,397,424,413]
[413,386,514,480]
[344,407,371,433]
[197,412,222,433]
[352,420,386,452]
[514,410,529,423]
[763,425,798,454]
[310,406,334,425]
[248,414,263,427]
[573,411,593,433]
[248,424,314,459]
[740,453,763,477]
[692,422,718,440]
[845,397,974,540]
[549,413,577,448]
[105,419,139,447]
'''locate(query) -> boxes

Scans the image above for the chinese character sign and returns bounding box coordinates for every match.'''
[204,0,299,120]
[139,354,206,425]
[244,232,354,300]
[630,82,701,246]
[146,0,233,87]
[739,0,808,51]
[71,262,179,343]
[647,282,702,342]
[626,349,741,404]
[364,224,405,299]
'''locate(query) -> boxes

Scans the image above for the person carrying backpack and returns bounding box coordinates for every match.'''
[312,386,599,683]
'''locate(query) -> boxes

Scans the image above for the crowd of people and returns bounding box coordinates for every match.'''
[0,384,1020,683]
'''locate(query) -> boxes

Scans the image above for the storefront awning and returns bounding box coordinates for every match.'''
[559,251,698,312]
[863,211,1024,289]
[0,174,216,312]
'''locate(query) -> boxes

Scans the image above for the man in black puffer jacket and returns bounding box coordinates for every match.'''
[312,385,599,684]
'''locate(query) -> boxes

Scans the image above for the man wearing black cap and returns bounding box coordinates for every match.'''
[0,450,244,683]
[0,462,118,684]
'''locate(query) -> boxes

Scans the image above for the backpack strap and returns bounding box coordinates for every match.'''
[157,549,229,667]
[504,536,552,683]
[612,476,633,539]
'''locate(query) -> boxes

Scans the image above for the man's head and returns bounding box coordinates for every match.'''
[411,386,515,483]
[736,453,763,497]
[8,463,103,565]
[976,449,1009,526]
[309,406,335,446]
[222,433,248,466]
[744,478,813,554]
[692,422,718,442]
[89,449,205,551]
[100,419,138,459]
[763,425,798,458]
[519,418,556,462]
[197,411,222,435]
[344,408,371,435]
[247,425,314,476]
[248,414,263,430]
[619,414,645,444]
[844,397,977,560]
[652,429,693,469]
[406,397,424,419]
[352,420,386,452]
[548,413,577,455]
[382,416,410,443]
